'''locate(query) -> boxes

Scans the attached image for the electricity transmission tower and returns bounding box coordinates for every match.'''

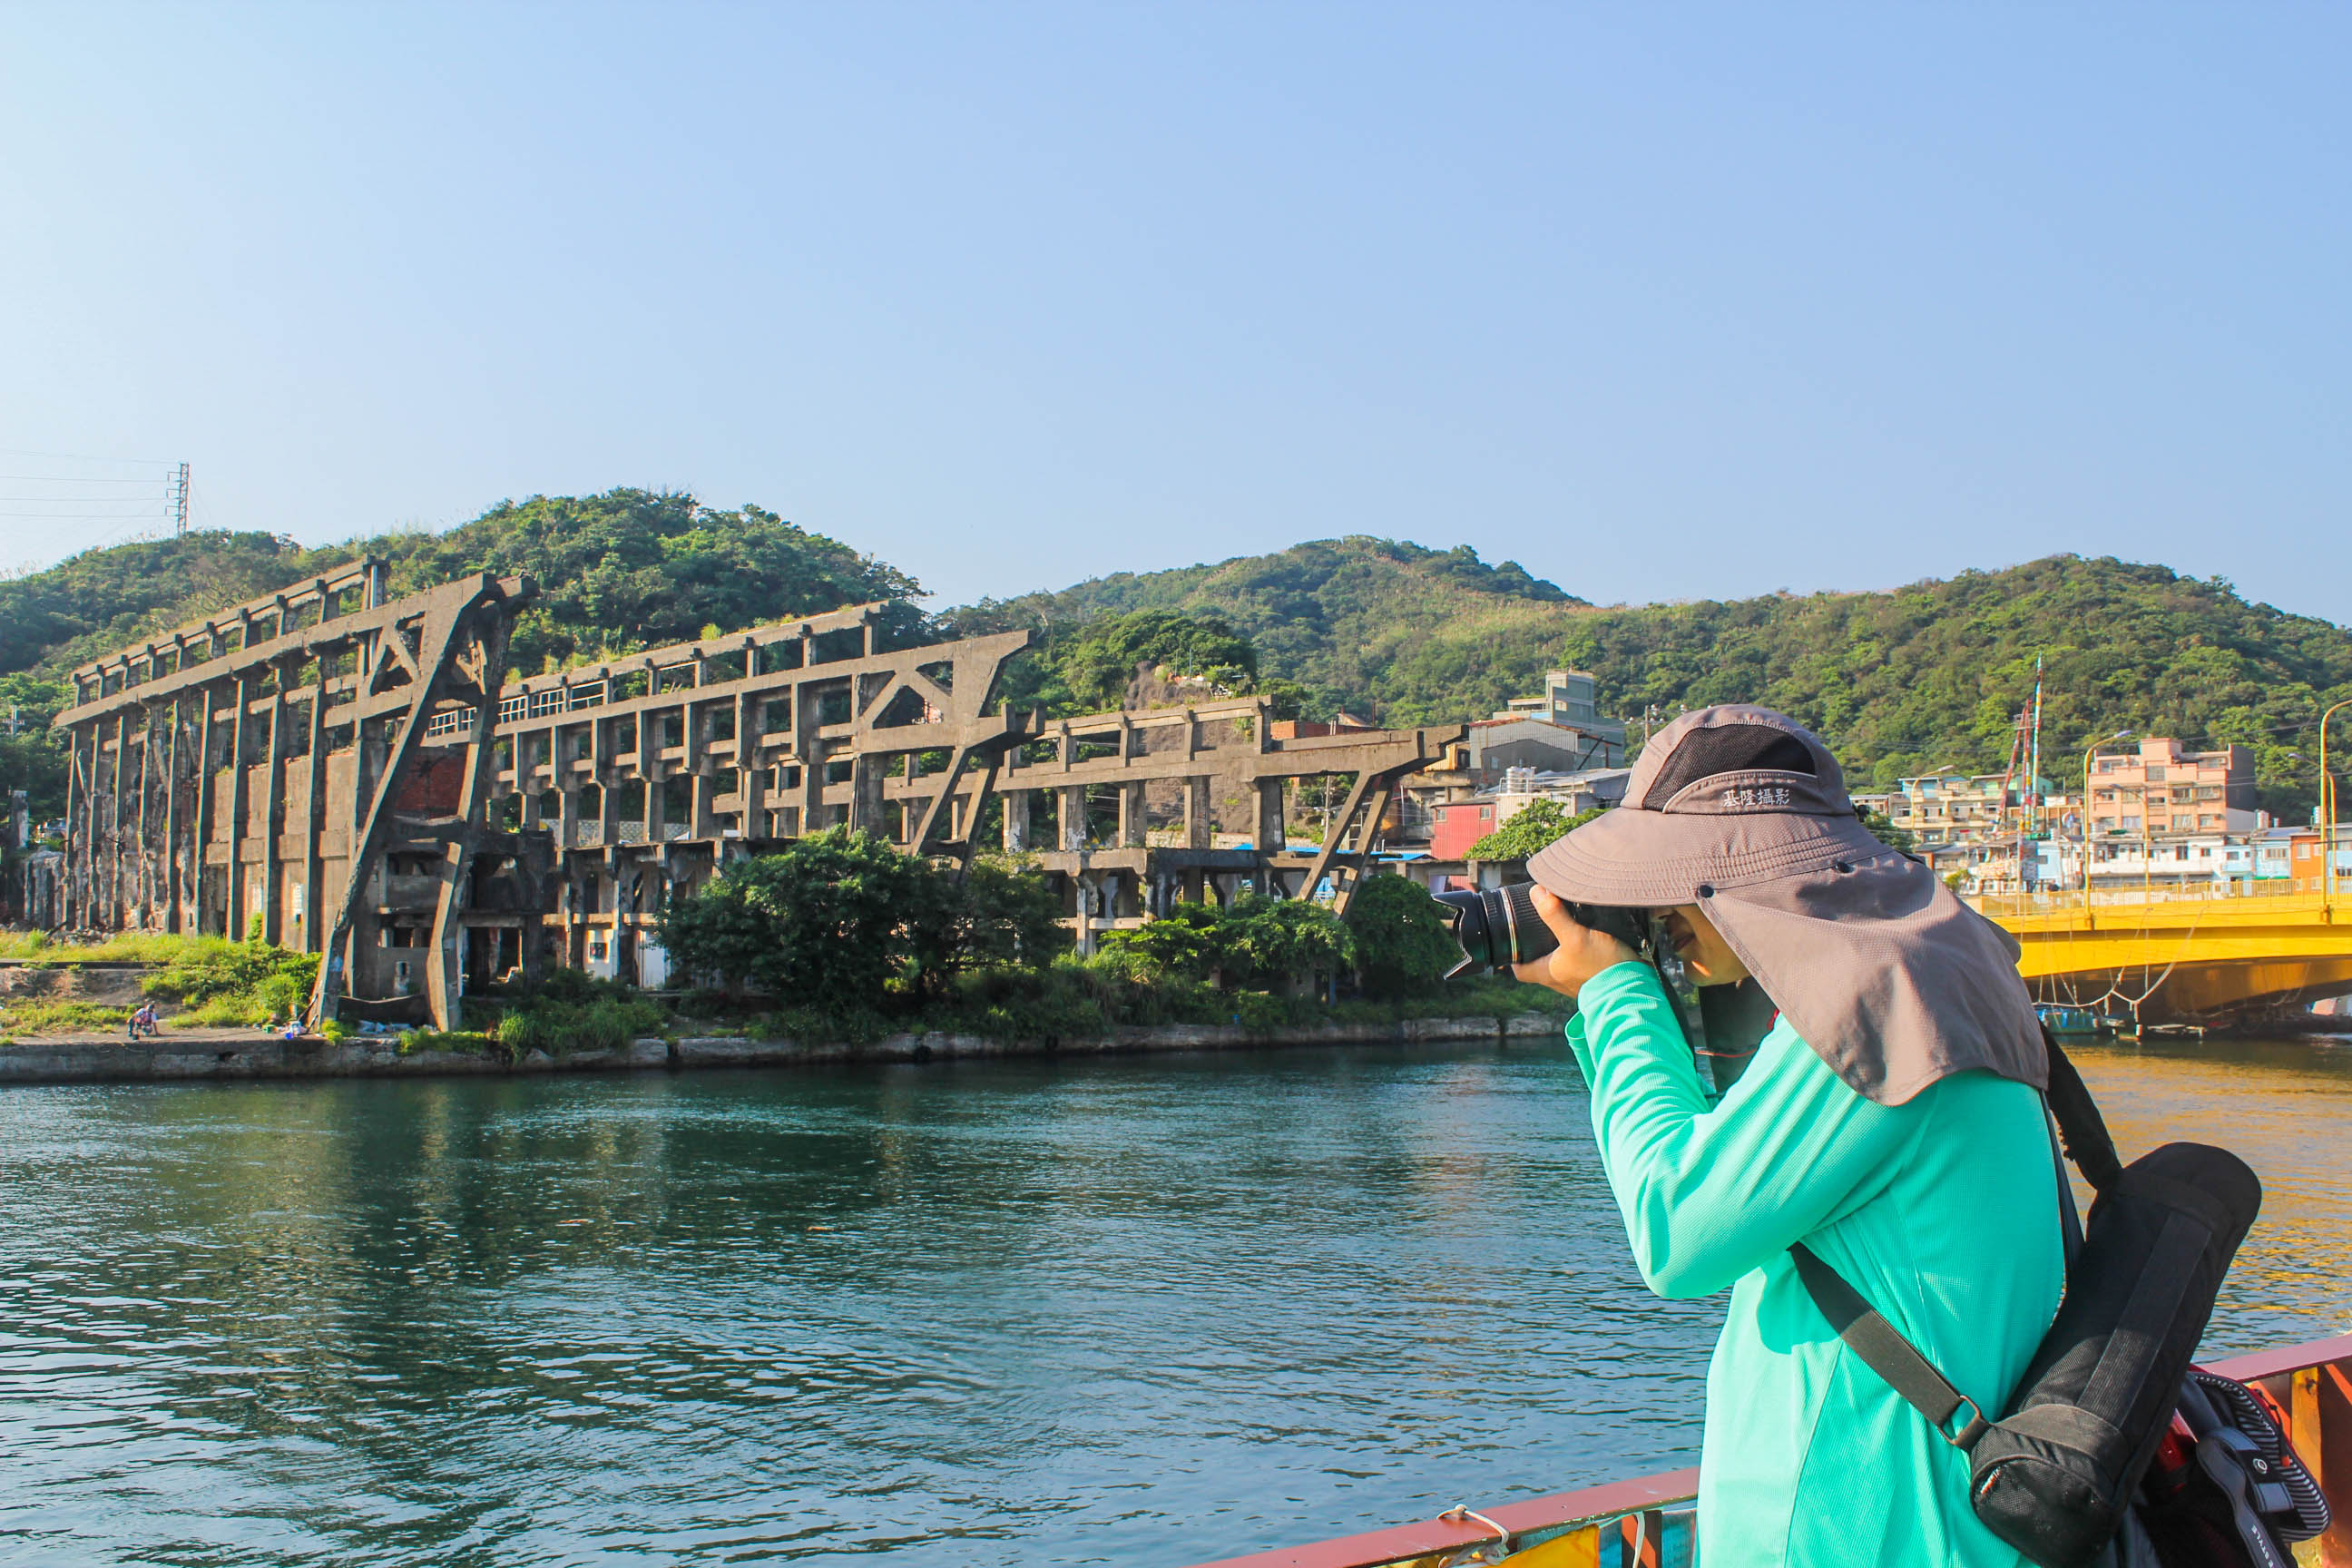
[172,463,190,536]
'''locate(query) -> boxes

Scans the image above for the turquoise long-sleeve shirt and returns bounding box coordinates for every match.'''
[1566,963,2064,1566]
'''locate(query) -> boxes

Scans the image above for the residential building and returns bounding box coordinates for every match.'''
[1882,772,2058,838]
[1459,669,1627,782]
[1428,767,1631,860]
[2083,740,2257,837]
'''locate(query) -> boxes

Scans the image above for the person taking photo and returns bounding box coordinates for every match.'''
[1514,705,2061,1567]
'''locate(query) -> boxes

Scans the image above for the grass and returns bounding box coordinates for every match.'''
[142,938,318,1028]
[0,930,196,965]
[0,998,135,1040]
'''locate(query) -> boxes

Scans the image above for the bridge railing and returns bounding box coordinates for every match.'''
[1969,884,2332,920]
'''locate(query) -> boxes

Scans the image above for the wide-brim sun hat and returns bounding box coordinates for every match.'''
[1526,704,2045,1106]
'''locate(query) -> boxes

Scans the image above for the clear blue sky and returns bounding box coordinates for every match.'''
[4,4,2347,619]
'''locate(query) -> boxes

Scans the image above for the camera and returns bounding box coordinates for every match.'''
[1431,882,1652,978]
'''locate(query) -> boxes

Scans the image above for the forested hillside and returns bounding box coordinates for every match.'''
[979,539,2352,814]
[6,504,2350,828]
[0,491,920,821]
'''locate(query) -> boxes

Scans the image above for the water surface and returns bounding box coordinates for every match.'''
[0,1034,2343,1565]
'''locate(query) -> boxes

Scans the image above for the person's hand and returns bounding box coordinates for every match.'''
[1513,886,1641,998]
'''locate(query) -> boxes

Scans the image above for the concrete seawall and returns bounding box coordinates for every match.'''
[0,1013,1568,1087]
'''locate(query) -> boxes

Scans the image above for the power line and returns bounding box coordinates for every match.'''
[0,446,174,467]
[0,473,183,485]
[0,509,172,519]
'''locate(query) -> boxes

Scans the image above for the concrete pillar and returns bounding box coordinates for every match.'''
[1003,789,1031,852]
[1254,778,1285,853]
[1058,786,1086,852]
[519,735,543,828]
[1185,776,1212,849]
[1119,781,1147,848]
[691,775,717,839]
[1074,872,1099,956]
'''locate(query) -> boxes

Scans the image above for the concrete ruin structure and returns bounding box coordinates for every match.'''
[49,560,538,1030]
[49,565,1465,1024]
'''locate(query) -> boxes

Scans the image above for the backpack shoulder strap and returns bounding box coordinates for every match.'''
[1788,1242,1992,1449]
[2040,1024,2123,1192]
[1788,1029,2122,1453]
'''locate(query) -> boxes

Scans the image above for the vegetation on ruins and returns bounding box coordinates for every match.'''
[1338,873,1467,999]
[646,830,1500,1040]
[0,874,1544,1045]
[657,829,1065,1006]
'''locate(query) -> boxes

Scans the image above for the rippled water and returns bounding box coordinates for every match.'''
[0,1035,2344,1566]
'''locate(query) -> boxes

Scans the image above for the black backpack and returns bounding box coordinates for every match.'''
[1785,1027,2327,1568]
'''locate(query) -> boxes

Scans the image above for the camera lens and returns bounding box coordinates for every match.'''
[1430,883,1562,975]
[1430,883,1647,976]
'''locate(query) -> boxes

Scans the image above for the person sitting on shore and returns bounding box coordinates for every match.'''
[1513,705,2058,1568]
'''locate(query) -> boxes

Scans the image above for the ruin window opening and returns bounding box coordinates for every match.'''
[811,627,864,665]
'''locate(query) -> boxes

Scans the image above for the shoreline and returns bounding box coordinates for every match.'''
[0,1013,1571,1087]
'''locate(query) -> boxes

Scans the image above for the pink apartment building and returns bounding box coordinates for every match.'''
[2084,739,2257,837]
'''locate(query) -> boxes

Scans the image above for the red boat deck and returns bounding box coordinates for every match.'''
[1186,1334,2352,1568]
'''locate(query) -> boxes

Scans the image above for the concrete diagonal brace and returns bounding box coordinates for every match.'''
[309,575,534,1030]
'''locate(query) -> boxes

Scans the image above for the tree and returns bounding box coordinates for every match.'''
[1467,799,1606,861]
[1220,896,1357,994]
[1343,873,1461,997]
[946,855,1068,971]
[657,829,949,1005]
[1857,804,1916,853]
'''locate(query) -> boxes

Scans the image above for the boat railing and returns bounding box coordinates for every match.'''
[1184,1332,2352,1568]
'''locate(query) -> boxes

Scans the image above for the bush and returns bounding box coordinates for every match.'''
[1344,873,1463,998]
[1101,895,1357,995]
[496,995,666,1057]
[1103,901,1228,982]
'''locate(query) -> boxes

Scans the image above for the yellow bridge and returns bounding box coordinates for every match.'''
[1971,887,2352,1024]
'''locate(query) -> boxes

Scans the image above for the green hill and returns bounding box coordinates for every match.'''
[974,540,2352,816]
[5,508,2349,830]
[0,491,918,824]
